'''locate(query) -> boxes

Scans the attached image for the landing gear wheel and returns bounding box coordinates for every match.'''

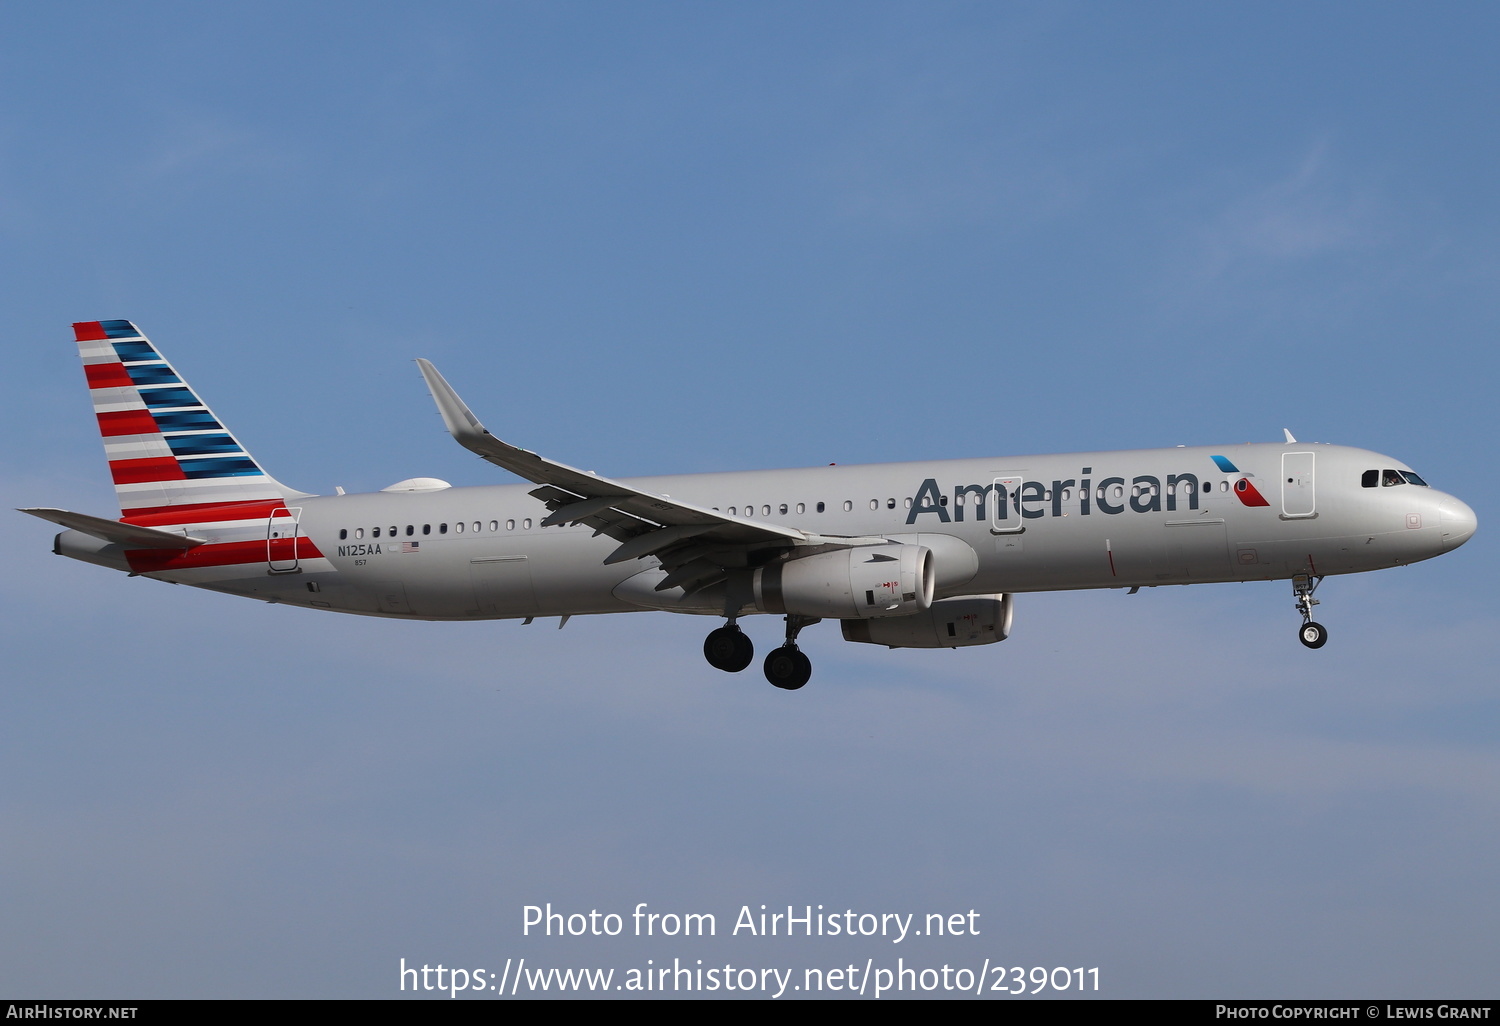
[763,645,812,690]
[704,626,754,672]
[1299,621,1328,649]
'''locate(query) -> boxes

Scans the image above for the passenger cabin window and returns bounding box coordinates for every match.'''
[816,502,825,513]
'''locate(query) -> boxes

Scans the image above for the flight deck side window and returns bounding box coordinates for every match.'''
[1362,470,1379,488]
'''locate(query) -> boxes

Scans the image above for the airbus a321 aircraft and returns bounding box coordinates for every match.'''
[24,321,1478,690]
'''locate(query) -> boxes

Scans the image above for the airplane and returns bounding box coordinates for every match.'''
[23,320,1478,690]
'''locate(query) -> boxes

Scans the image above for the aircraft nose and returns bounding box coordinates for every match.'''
[1438,497,1478,551]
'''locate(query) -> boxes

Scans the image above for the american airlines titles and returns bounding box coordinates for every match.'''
[906,467,1205,526]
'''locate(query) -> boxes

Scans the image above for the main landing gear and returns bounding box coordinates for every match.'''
[702,615,820,690]
[703,622,754,672]
[763,615,819,691]
[1293,574,1327,649]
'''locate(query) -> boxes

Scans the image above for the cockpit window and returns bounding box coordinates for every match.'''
[1362,470,1378,488]
[1401,471,1429,487]
[1382,469,1405,487]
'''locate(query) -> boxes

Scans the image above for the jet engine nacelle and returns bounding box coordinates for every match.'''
[840,593,1013,648]
[753,543,934,620]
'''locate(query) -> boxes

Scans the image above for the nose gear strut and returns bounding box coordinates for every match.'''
[1293,574,1327,649]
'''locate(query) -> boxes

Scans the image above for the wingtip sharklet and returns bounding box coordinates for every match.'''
[416,358,487,440]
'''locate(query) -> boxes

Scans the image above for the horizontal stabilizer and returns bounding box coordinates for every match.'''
[18,507,204,549]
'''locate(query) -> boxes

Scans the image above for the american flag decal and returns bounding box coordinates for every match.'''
[402,541,420,553]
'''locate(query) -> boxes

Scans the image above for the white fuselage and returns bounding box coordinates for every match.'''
[88,441,1471,622]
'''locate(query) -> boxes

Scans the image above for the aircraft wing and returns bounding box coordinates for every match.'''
[417,360,872,588]
[18,507,205,548]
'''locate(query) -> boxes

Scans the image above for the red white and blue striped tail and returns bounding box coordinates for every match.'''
[73,320,304,517]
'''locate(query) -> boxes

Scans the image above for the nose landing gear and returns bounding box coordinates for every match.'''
[1293,574,1327,649]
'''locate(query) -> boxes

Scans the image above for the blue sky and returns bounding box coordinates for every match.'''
[3,2,1497,998]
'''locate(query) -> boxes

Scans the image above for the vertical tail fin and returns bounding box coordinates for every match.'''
[73,320,305,517]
